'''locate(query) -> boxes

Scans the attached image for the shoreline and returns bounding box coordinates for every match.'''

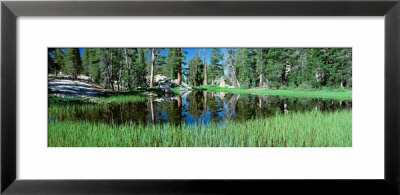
[190,86,352,101]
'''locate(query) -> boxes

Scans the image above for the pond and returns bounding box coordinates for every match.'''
[49,91,352,125]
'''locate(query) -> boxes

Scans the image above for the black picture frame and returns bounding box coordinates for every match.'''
[1,0,399,194]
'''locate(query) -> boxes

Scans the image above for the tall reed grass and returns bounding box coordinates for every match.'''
[48,110,352,147]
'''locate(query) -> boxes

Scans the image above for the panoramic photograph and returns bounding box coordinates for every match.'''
[48,48,352,147]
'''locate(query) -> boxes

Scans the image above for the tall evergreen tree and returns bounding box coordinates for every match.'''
[188,52,204,87]
[134,48,147,87]
[99,48,114,89]
[48,48,56,74]
[208,48,223,85]
[235,48,256,87]
[64,48,82,79]
[112,48,124,90]
[87,48,101,83]
[254,48,268,87]
[154,49,165,75]
[165,48,186,82]
[265,48,284,88]
[49,48,65,75]
[81,48,90,76]
[165,49,179,78]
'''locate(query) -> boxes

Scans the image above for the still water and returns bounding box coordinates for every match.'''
[49,91,352,125]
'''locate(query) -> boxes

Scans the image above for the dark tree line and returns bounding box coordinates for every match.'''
[231,48,352,89]
[49,48,352,90]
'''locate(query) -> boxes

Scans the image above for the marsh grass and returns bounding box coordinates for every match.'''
[195,85,352,100]
[48,94,146,122]
[48,110,352,147]
[48,95,87,104]
[48,94,146,105]
[48,103,109,121]
[92,94,146,104]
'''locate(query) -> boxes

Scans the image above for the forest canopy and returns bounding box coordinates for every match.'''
[48,48,352,90]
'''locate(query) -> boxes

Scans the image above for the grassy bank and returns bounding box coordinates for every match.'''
[92,94,146,104]
[48,110,352,147]
[194,85,352,100]
[49,94,146,104]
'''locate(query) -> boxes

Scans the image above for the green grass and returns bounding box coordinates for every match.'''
[103,87,165,96]
[48,94,146,105]
[171,87,180,94]
[48,103,108,120]
[48,110,352,147]
[92,94,146,104]
[48,95,146,122]
[48,95,87,104]
[194,85,352,100]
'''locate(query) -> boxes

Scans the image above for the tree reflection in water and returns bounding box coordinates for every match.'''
[50,91,352,125]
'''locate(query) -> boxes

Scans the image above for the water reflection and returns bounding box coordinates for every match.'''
[50,91,352,125]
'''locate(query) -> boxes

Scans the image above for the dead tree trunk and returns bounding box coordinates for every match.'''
[177,48,182,85]
[118,68,122,91]
[203,91,207,123]
[109,50,114,90]
[150,96,155,122]
[177,95,182,123]
[124,48,132,90]
[203,48,207,86]
[223,48,240,88]
[150,48,155,87]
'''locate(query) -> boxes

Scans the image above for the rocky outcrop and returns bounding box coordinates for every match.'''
[48,79,104,97]
[215,76,236,88]
[179,81,192,91]
[159,85,173,93]
[49,74,95,83]
[150,74,192,94]
[219,78,226,87]
[77,75,95,83]
[154,94,180,102]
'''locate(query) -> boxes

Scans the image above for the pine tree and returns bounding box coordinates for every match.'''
[165,48,186,82]
[112,48,124,90]
[99,48,114,89]
[87,48,101,83]
[188,52,204,87]
[208,48,223,85]
[81,48,90,76]
[265,48,283,88]
[134,48,147,87]
[49,48,65,75]
[124,48,139,89]
[254,48,268,87]
[48,48,56,74]
[154,49,165,75]
[64,48,82,79]
[165,48,179,78]
[235,48,255,88]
